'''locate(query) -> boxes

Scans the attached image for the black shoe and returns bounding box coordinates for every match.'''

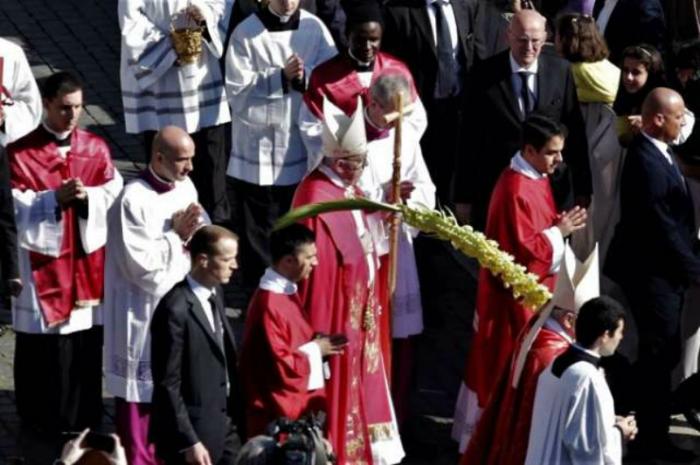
[683,407,700,432]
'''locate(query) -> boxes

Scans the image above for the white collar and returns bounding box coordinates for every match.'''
[348,49,373,68]
[186,274,215,301]
[572,342,601,359]
[642,131,673,165]
[319,164,354,191]
[426,0,450,5]
[544,317,574,343]
[147,164,177,186]
[259,267,298,295]
[510,151,546,180]
[509,52,539,75]
[268,5,293,23]
[42,121,72,141]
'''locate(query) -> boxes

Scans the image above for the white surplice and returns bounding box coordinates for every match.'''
[12,147,123,335]
[0,38,42,146]
[103,176,209,402]
[358,126,435,338]
[118,0,232,133]
[526,357,622,465]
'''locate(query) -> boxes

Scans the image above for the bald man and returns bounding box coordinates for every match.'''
[453,9,590,230]
[104,125,210,465]
[607,88,700,461]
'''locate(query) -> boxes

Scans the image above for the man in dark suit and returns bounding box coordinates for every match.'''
[453,9,590,229]
[607,88,700,462]
[383,0,477,205]
[0,144,20,301]
[593,0,666,65]
[150,225,242,465]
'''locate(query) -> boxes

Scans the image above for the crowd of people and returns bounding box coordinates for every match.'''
[2,0,700,464]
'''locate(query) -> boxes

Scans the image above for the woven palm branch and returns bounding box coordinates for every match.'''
[275,199,552,310]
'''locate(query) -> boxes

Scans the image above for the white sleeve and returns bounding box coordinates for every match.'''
[543,226,565,273]
[118,0,178,90]
[78,171,124,254]
[299,101,324,173]
[677,108,695,145]
[117,197,195,297]
[1,46,42,146]
[404,142,436,210]
[190,0,227,58]
[298,341,325,390]
[225,31,285,103]
[406,96,428,140]
[12,188,64,257]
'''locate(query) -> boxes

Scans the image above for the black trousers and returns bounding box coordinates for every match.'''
[622,278,683,445]
[421,96,463,208]
[144,124,231,224]
[14,326,103,433]
[227,177,297,294]
[163,422,240,465]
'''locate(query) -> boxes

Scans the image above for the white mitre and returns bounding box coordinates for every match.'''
[321,96,367,158]
[511,244,600,387]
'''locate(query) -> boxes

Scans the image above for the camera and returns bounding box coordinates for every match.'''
[269,415,334,465]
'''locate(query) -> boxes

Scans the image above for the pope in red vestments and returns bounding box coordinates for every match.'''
[9,124,116,326]
[240,224,347,436]
[293,97,404,465]
[453,115,587,452]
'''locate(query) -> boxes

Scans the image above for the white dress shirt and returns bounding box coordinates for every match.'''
[186,274,217,332]
[425,0,459,58]
[510,53,539,115]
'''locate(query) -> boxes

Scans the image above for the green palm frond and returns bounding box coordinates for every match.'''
[274,198,399,230]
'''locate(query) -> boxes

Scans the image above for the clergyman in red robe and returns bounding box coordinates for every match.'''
[240,223,346,436]
[452,114,588,451]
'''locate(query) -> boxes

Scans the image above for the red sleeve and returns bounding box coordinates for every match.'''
[508,194,554,278]
[303,69,325,119]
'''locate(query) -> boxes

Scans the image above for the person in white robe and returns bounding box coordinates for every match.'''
[119,0,233,223]
[103,126,209,465]
[0,37,41,147]
[224,0,336,295]
[526,296,637,465]
[8,72,122,446]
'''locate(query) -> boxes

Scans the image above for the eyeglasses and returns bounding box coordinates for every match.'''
[338,157,368,171]
[516,37,544,47]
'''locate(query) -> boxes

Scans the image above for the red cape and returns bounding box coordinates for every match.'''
[304,52,417,119]
[240,289,326,436]
[293,170,393,465]
[461,324,570,465]
[465,168,558,406]
[8,126,115,326]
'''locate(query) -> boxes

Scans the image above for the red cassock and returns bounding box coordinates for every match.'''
[304,52,417,120]
[240,289,326,436]
[461,323,570,465]
[8,126,116,326]
[293,170,393,465]
[465,168,558,407]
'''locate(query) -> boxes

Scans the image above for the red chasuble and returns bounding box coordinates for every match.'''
[293,170,392,465]
[8,126,115,326]
[465,168,558,407]
[304,52,417,120]
[240,289,326,436]
[461,323,570,465]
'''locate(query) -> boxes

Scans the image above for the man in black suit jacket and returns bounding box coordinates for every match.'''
[150,225,242,465]
[453,9,590,229]
[607,88,700,462]
[383,0,477,205]
[0,144,20,300]
[593,0,666,65]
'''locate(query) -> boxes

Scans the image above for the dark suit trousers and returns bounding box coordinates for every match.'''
[622,277,683,444]
[421,96,463,207]
[14,326,103,433]
[143,124,231,224]
[227,177,296,294]
[163,421,239,465]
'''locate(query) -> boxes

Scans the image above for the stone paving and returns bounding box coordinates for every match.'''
[3,1,700,464]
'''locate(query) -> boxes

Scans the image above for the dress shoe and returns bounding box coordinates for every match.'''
[684,407,700,432]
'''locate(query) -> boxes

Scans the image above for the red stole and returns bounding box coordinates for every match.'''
[293,170,393,465]
[465,168,558,406]
[304,52,417,119]
[8,126,116,326]
[461,324,570,465]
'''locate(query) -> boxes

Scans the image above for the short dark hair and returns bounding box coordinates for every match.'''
[522,113,568,151]
[621,44,665,77]
[270,224,315,263]
[41,71,83,100]
[575,296,626,348]
[189,225,238,257]
[556,14,609,63]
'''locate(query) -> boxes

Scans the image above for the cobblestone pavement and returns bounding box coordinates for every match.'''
[2,1,700,464]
